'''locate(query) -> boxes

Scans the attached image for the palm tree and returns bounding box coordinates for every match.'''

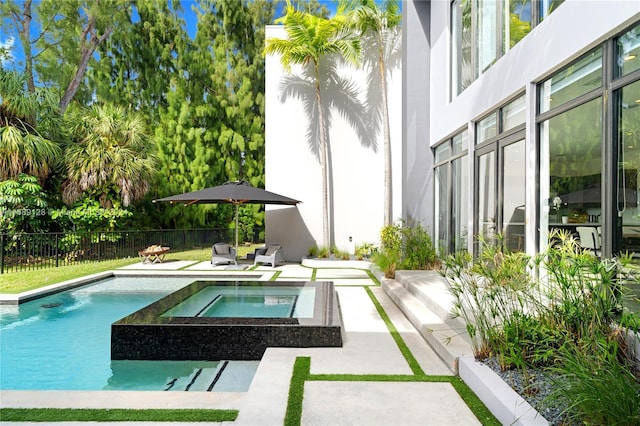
[0,69,63,182]
[264,2,361,248]
[339,0,401,226]
[62,104,156,208]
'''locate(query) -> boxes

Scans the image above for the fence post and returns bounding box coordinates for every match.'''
[55,233,59,268]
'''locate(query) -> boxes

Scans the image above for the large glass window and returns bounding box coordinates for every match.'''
[434,130,469,254]
[539,0,565,21]
[539,48,603,113]
[477,150,496,245]
[502,95,526,131]
[435,163,450,252]
[477,112,497,144]
[502,140,527,252]
[452,0,564,98]
[452,132,470,251]
[537,20,640,259]
[452,0,473,97]
[616,22,640,78]
[540,98,603,248]
[504,0,532,50]
[477,0,498,73]
[615,79,640,255]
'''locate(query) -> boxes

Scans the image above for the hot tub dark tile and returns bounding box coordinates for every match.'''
[111,281,342,360]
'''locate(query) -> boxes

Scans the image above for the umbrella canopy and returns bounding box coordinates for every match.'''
[153,181,300,258]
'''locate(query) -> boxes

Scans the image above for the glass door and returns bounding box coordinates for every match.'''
[501,138,526,252]
[476,148,496,252]
[475,132,526,253]
[615,80,640,256]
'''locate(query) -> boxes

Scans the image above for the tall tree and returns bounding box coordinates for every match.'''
[339,0,401,226]
[36,0,130,113]
[62,104,156,208]
[265,2,361,248]
[152,0,276,230]
[0,69,63,182]
[2,0,129,111]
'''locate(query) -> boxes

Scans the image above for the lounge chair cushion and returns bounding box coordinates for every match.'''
[215,244,231,255]
[265,246,279,256]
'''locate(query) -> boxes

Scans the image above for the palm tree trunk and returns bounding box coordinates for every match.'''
[379,42,392,226]
[315,64,331,249]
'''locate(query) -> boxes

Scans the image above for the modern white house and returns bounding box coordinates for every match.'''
[266,0,640,262]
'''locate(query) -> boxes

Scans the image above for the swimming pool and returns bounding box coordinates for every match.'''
[0,276,259,391]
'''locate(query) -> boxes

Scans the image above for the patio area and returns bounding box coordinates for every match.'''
[0,259,492,426]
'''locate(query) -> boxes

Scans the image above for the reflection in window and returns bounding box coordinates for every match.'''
[477,151,496,247]
[616,22,640,78]
[452,154,469,252]
[434,131,469,254]
[452,0,473,97]
[505,0,532,49]
[435,164,449,253]
[502,140,526,252]
[539,0,565,21]
[616,80,640,255]
[477,112,497,144]
[539,48,603,113]
[540,98,602,243]
[435,143,450,163]
[451,0,564,98]
[502,95,526,131]
[477,0,498,73]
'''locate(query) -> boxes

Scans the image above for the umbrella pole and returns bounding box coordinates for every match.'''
[235,203,239,261]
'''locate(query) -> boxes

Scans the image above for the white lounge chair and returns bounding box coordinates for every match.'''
[253,244,284,267]
[576,226,601,257]
[211,243,237,265]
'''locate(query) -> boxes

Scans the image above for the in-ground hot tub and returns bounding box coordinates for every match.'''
[111,280,342,360]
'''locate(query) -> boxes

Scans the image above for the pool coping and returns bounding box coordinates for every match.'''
[0,269,270,306]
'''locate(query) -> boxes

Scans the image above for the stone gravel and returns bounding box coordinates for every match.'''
[482,358,578,426]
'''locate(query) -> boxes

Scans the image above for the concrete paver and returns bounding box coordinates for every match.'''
[302,381,481,426]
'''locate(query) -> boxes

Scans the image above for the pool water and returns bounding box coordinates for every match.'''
[0,276,259,391]
[161,285,316,318]
[201,295,297,318]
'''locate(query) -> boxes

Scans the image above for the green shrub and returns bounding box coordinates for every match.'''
[374,221,439,278]
[441,230,640,423]
[547,338,640,425]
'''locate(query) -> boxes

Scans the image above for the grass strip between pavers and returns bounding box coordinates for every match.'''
[364,285,426,376]
[284,356,310,426]
[0,408,238,422]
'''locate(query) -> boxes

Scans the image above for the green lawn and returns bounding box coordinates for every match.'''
[0,245,263,294]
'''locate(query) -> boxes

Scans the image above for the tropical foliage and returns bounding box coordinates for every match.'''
[1,0,400,238]
[0,0,292,234]
[0,69,63,182]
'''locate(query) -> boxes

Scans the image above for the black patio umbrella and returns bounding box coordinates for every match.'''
[153,180,300,258]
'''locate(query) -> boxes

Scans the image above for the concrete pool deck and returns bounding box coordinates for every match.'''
[1,260,486,425]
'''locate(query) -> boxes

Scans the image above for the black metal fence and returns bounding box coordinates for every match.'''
[0,228,235,274]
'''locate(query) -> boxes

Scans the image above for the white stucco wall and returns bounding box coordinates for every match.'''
[265,25,403,261]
